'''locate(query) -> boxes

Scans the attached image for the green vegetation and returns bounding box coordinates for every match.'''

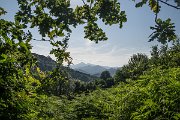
[33,53,97,82]
[66,67,180,120]
[1,0,180,120]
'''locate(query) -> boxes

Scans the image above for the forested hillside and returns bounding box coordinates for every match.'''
[73,64,117,77]
[33,53,97,82]
[0,0,180,120]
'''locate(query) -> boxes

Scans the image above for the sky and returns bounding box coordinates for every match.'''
[1,0,180,67]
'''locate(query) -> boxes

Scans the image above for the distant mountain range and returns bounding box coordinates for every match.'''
[32,53,97,82]
[70,62,118,77]
[32,53,118,80]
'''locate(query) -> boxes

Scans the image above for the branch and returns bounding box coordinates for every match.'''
[81,0,86,5]
[155,0,159,24]
[32,38,50,41]
[90,1,92,9]
[158,0,180,9]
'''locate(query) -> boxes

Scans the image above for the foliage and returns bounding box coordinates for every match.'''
[0,7,69,119]
[115,39,180,83]
[100,70,112,80]
[63,67,180,120]
[0,8,37,119]
[1,0,180,119]
[105,78,115,88]
[14,0,178,49]
[15,0,127,44]
[150,38,180,68]
[133,0,179,43]
[38,67,70,96]
[127,53,149,79]
[114,53,149,82]
[149,18,176,44]
[33,53,97,82]
[32,53,57,71]
[94,78,107,88]
[73,80,87,94]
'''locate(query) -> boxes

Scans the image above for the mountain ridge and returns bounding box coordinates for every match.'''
[71,62,118,77]
[32,53,97,82]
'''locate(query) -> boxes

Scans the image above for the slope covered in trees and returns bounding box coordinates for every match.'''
[1,38,179,119]
[74,65,117,77]
[34,39,180,120]
[32,53,97,82]
[64,67,180,120]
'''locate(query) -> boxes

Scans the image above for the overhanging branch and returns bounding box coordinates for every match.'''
[81,0,86,5]
[155,0,159,24]
[32,38,50,41]
[158,0,180,9]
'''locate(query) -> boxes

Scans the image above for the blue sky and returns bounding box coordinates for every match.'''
[1,0,180,67]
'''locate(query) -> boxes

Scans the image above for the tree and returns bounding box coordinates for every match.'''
[105,78,115,87]
[100,70,112,80]
[133,0,179,44]
[8,0,179,87]
[99,71,115,88]
[1,0,179,70]
[150,45,160,66]
[13,0,179,64]
[114,67,128,83]
[0,8,40,119]
[115,53,149,82]
[150,38,180,68]
[64,67,180,120]
[127,53,149,79]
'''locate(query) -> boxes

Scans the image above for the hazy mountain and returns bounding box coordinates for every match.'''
[70,62,89,69]
[71,62,118,77]
[32,53,97,82]
[107,68,117,76]
[32,54,117,79]
[76,65,106,75]
[71,62,112,69]
[32,53,56,71]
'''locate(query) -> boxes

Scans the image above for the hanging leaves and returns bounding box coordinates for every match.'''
[149,18,177,44]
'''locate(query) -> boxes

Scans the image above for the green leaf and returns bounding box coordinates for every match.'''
[0,54,7,63]
[19,42,28,52]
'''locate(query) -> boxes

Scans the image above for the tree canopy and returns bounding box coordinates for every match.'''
[1,0,179,66]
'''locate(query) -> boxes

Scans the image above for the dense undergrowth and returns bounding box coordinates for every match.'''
[1,38,180,119]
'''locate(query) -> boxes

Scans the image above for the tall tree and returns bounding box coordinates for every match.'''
[100,70,112,80]
[114,53,149,82]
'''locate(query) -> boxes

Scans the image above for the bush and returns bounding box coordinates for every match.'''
[66,67,180,120]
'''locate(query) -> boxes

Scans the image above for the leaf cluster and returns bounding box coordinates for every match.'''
[57,67,180,120]
[149,18,176,44]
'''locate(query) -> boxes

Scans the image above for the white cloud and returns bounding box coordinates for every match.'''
[31,42,53,57]
[67,43,140,67]
[84,39,94,47]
